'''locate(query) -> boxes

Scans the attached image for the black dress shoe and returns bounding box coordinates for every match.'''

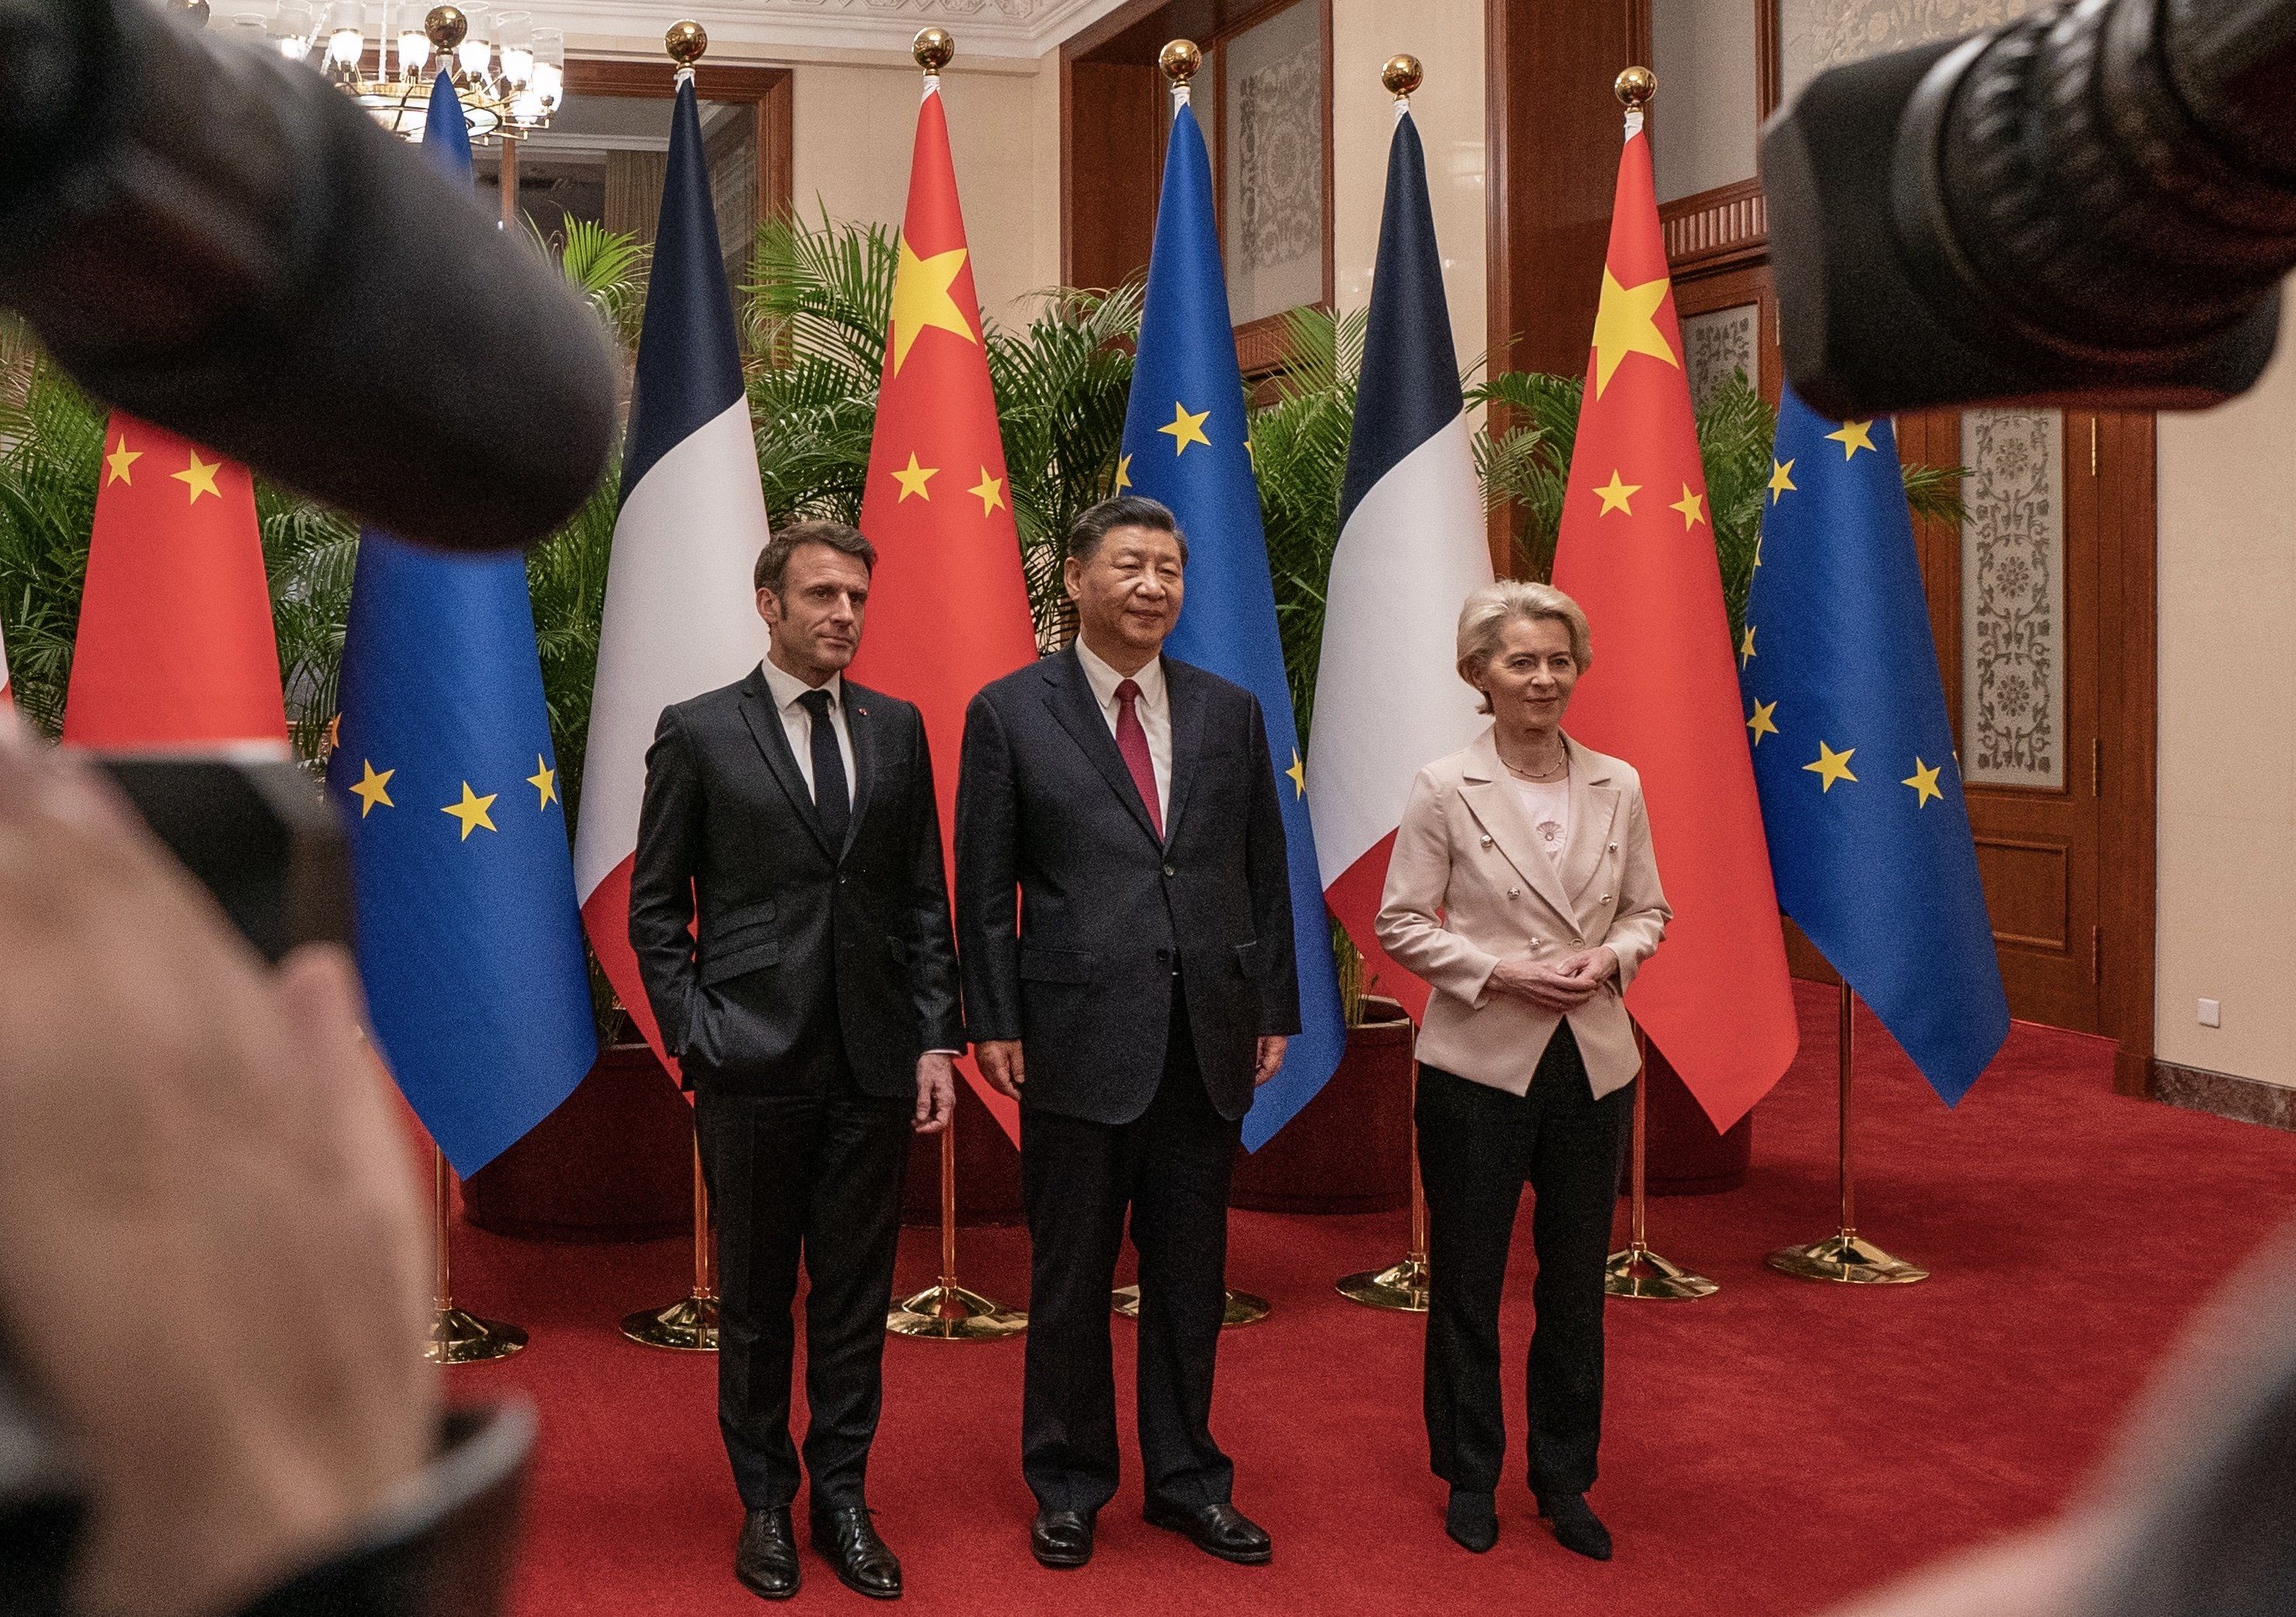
[1445,1488,1498,1553]
[811,1506,902,1599]
[1142,1499,1273,1565]
[1537,1493,1613,1561]
[735,1508,801,1600]
[1030,1508,1096,1568]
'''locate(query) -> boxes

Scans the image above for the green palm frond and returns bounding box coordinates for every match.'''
[544,217,651,345]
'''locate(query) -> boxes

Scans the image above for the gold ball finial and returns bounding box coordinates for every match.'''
[665,19,709,67]
[1381,54,1422,100]
[1615,65,1657,109]
[426,5,467,52]
[913,27,954,74]
[1159,39,1201,85]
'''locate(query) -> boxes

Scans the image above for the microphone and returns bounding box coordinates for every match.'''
[0,0,618,551]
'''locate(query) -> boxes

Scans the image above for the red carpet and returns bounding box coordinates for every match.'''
[445,983,2296,1615]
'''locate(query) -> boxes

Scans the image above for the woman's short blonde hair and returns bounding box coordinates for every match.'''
[1455,581,1593,711]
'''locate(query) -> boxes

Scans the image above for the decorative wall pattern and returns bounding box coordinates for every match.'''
[1960,409,2065,788]
[1236,46,1322,275]
[1683,304,1759,405]
[1778,0,2044,99]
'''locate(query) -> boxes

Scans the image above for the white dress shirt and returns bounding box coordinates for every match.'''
[758,655,854,803]
[1073,636,1171,826]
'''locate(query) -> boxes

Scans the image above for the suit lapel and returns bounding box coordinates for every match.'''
[1458,730,1575,922]
[1161,658,1207,846]
[1040,644,1162,847]
[737,668,833,859]
[1561,735,1620,902]
[841,683,878,862]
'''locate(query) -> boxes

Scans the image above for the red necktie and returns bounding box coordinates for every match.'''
[1114,677,1164,840]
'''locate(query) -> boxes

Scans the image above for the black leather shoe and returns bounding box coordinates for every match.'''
[1537,1493,1613,1561]
[1142,1499,1273,1565]
[1445,1488,1498,1553]
[811,1506,902,1599]
[1030,1508,1096,1568]
[735,1508,801,1600]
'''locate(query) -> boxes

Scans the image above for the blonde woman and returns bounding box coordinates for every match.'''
[1376,580,1670,1562]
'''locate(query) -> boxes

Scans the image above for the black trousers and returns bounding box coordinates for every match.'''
[1416,1025,1632,1499]
[692,1043,909,1515]
[1019,991,1242,1514]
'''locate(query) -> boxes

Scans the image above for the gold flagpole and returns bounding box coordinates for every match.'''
[428,1147,527,1362]
[1338,1032,1430,1312]
[1766,984,1929,1284]
[1604,1029,1718,1299]
[889,1113,1026,1340]
[1112,33,1270,1338]
[622,1133,722,1349]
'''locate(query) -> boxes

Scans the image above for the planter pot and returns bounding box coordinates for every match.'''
[462,1043,694,1243]
[1638,1039,1753,1196]
[1231,997,1415,1214]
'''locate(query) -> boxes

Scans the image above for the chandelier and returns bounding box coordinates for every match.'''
[221,2,564,142]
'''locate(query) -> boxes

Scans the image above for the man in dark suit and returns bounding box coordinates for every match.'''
[955,494,1300,1570]
[630,520,961,1603]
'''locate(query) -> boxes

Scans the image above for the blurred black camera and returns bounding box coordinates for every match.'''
[1764,0,2296,418]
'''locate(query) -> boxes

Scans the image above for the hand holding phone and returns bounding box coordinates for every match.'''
[0,730,434,1617]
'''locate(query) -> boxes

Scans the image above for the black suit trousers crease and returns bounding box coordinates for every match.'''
[693,1025,909,1517]
[1019,987,1242,1515]
[1415,1025,1632,1500]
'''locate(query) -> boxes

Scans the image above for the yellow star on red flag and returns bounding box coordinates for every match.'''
[968,469,1006,516]
[105,435,141,485]
[888,237,975,373]
[172,450,223,503]
[891,453,937,502]
[1589,268,1677,397]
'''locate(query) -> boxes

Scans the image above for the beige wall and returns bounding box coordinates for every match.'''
[1332,0,1488,379]
[789,59,1055,328]
[2155,299,2296,1089]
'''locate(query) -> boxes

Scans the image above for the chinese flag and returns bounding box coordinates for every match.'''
[1547,119,1796,1130]
[846,77,1038,1141]
[62,415,289,750]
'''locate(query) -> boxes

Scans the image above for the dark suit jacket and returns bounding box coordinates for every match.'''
[629,664,962,1098]
[954,644,1301,1126]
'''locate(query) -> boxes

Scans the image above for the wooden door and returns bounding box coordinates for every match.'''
[1902,408,2106,1034]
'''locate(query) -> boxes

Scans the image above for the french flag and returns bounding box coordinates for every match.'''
[573,71,769,1068]
[1308,102,1494,1023]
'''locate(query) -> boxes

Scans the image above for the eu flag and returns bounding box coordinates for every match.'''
[1742,386,2007,1102]
[325,74,597,1174]
[1120,92,1346,1149]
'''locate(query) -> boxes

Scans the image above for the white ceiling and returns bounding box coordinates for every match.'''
[520,0,1135,59]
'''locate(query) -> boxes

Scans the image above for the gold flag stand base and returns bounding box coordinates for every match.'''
[887,1119,1026,1341]
[1767,989,1930,1288]
[1603,1242,1719,1299]
[888,1282,1026,1341]
[426,1148,527,1362]
[1112,1285,1271,1328]
[624,1138,721,1352]
[1339,1051,1431,1313]
[1602,1036,1718,1300]
[621,1293,721,1351]
[429,1306,528,1363]
[1766,1232,1929,1286]
[1336,1254,1429,1313]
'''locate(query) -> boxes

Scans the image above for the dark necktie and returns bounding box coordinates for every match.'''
[797,687,850,849]
[1113,677,1163,841]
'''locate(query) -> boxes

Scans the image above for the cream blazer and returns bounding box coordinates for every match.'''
[1375,729,1670,1099]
